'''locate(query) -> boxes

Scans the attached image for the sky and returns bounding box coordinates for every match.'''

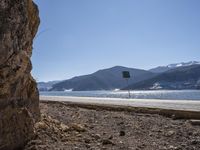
[32,0,200,82]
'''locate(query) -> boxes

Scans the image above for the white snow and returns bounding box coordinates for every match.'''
[176,64,183,67]
[64,89,73,92]
[166,61,200,68]
[150,83,163,90]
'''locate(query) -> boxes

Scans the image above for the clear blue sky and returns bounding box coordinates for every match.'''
[32,0,200,82]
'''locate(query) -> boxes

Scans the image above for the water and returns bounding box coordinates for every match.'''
[40,90,200,101]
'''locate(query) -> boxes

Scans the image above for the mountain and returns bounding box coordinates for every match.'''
[149,61,200,73]
[50,66,156,91]
[38,81,61,91]
[124,64,200,90]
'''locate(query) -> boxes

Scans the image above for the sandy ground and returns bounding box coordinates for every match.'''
[24,101,200,150]
[40,96,200,111]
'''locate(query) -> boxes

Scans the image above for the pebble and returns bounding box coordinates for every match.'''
[191,139,200,145]
[84,138,90,144]
[74,147,79,150]
[168,145,179,150]
[85,144,91,148]
[93,134,101,140]
[76,134,82,137]
[35,122,48,130]
[165,130,175,137]
[71,123,86,132]
[189,120,200,126]
[119,130,126,136]
[102,139,114,145]
[60,123,69,132]
[108,135,113,139]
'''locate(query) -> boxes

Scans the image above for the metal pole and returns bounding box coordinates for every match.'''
[126,79,131,98]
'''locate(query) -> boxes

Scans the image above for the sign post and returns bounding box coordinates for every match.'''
[122,71,131,98]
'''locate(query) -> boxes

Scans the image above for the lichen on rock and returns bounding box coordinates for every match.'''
[0,0,40,149]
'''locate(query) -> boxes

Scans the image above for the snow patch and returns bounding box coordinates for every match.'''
[64,89,73,92]
[167,61,200,68]
[114,89,120,91]
[150,82,163,90]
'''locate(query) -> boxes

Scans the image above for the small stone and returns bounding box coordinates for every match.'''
[60,123,69,132]
[76,134,82,137]
[117,121,124,126]
[71,123,86,132]
[181,143,186,147]
[189,120,200,126]
[102,139,114,145]
[94,134,101,140]
[191,139,199,145]
[119,131,125,136]
[84,138,90,144]
[166,131,175,137]
[152,142,157,146]
[85,144,91,148]
[27,140,43,146]
[188,131,193,136]
[52,119,61,125]
[108,135,113,140]
[193,132,199,136]
[35,122,48,130]
[97,143,101,146]
[171,114,178,120]
[169,145,179,150]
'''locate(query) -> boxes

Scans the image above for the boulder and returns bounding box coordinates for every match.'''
[0,0,40,149]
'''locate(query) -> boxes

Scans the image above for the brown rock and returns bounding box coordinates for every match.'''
[0,0,40,149]
[60,123,70,132]
[93,134,101,140]
[102,139,114,145]
[71,123,86,132]
[119,130,126,136]
[165,130,175,137]
[189,120,200,126]
[35,122,48,130]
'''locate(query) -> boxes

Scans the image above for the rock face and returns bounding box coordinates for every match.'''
[0,0,40,149]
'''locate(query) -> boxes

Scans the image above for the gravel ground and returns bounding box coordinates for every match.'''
[25,101,200,150]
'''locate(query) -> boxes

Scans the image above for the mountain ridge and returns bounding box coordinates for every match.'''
[124,64,200,90]
[149,61,200,73]
[38,61,200,91]
[50,66,156,91]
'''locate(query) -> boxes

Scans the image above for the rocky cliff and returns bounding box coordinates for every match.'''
[0,0,40,149]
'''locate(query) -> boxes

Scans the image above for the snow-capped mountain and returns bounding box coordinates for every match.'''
[149,61,200,73]
[125,64,200,90]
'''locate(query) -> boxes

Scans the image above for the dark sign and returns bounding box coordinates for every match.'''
[122,71,130,78]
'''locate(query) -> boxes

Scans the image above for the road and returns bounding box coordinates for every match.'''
[40,96,200,112]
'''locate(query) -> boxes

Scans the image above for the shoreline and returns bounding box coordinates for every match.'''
[40,96,200,112]
[41,100,200,120]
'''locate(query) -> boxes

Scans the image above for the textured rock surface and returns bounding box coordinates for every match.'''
[0,0,40,149]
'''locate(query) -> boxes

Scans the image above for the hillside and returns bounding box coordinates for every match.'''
[124,65,200,90]
[149,61,200,73]
[50,66,156,91]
